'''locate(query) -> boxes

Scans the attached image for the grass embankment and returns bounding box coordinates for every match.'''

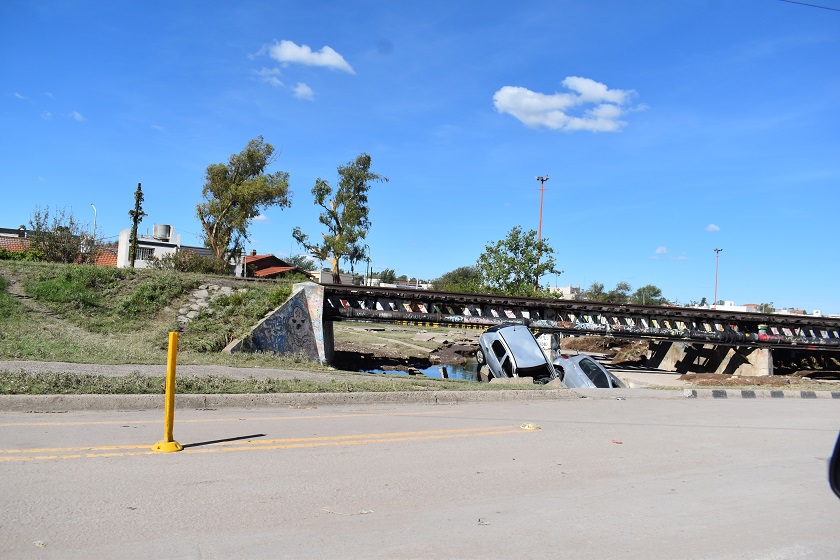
[0,260,300,364]
[0,369,501,395]
[0,261,499,395]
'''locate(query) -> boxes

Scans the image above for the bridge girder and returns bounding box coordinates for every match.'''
[323,285,840,351]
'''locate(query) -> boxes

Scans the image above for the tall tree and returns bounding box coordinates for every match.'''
[433,266,482,293]
[128,182,147,269]
[378,268,397,284]
[476,226,561,297]
[586,281,631,304]
[631,284,667,306]
[196,136,291,265]
[286,254,317,272]
[292,153,387,283]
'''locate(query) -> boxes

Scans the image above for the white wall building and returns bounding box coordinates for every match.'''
[117,225,180,268]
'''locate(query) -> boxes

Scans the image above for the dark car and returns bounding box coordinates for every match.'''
[475,324,557,383]
[552,353,626,389]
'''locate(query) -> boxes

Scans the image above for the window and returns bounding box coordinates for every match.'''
[492,340,506,360]
[579,358,609,388]
[136,247,155,260]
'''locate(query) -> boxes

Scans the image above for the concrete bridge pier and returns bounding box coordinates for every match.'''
[646,341,773,377]
[224,282,334,365]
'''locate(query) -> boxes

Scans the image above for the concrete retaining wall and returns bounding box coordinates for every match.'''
[224,282,333,364]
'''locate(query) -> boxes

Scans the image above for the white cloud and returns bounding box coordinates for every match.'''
[255,67,283,87]
[253,214,268,223]
[68,111,85,122]
[706,224,720,232]
[656,247,667,255]
[493,76,636,132]
[293,82,315,100]
[41,111,52,120]
[14,92,28,100]
[265,40,354,74]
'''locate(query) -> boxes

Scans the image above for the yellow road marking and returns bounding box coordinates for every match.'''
[0,425,529,463]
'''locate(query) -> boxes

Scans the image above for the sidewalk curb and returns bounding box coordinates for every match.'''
[2,387,839,412]
[684,388,840,400]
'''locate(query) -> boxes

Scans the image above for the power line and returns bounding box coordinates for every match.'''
[779,0,840,12]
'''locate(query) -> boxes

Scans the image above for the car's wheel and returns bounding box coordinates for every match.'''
[475,348,486,366]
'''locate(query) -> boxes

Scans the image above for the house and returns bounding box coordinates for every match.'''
[237,251,301,279]
[0,226,29,253]
[1,225,118,265]
[306,268,356,285]
[116,224,212,268]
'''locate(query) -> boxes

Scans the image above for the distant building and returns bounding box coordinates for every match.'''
[549,284,582,299]
[116,224,211,269]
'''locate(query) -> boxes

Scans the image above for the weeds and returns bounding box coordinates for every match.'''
[0,276,19,319]
[0,369,487,395]
[181,283,294,352]
[117,272,199,317]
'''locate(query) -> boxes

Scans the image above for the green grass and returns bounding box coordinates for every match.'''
[0,369,515,395]
[0,261,310,368]
[0,277,19,319]
[181,283,294,352]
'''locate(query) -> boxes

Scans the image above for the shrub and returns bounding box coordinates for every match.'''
[146,251,229,275]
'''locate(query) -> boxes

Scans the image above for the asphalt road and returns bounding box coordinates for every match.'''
[2,397,839,559]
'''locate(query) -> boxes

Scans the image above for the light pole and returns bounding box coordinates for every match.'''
[535,175,549,289]
[713,248,723,309]
[90,203,97,239]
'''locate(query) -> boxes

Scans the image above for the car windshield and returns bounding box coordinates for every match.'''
[498,327,546,368]
[578,357,610,388]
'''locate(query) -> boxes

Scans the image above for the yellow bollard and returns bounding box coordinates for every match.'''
[152,332,183,453]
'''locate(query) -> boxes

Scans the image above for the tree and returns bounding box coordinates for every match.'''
[292,153,387,283]
[378,268,397,284]
[128,182,147,268]
[586,282,606,301]
[286,254,317,272]
[607,282,631,304]
[476,226,561,297]
[196,136,291,265]
[631,284,667,306]
[757,302,774,313]
[433,266,482,293]
[586,281,631,304]
[28,206,89,263]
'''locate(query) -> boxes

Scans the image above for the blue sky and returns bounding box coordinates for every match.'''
[2,1,839,313]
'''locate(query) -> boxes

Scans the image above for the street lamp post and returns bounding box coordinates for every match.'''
[535,175,549,289]
[90,203,97,240]
[713,248,723,309]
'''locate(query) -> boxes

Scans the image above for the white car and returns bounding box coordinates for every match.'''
[475,324,557,383]
[552,353,626,389]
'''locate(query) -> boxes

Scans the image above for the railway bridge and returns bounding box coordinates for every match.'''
[225,283,840,376]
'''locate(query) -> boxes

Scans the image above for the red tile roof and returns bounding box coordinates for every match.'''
[253,266,297,278]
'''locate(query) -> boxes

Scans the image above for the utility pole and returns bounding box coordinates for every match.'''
[535,175,549,289]
[713,248,723,310]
